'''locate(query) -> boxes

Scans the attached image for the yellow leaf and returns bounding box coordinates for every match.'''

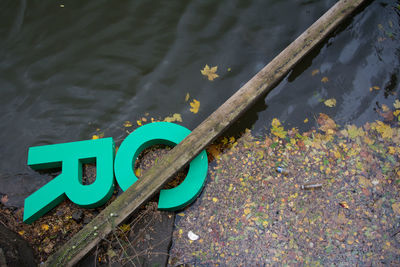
[334,150,341,159]
[392,202,400,215]
[311,69,320,76]
[373,86,380,90]
[347,125,364,139]
[321,77,329,83]
[339,201,349,209]
[227,68,231,72]
[228,184,233,192]
[304,118,309,123]
[189,99,200,114]
[164,113,183,123]
[18,230,25,236]
[185,93,190,102]
[244,208,251,215]
[271,118,282,128]
[363,136,374,145]
[135,168,142,177]
[92,135,99,140]
[212,197,218,202]
[374,121,393,139]
[394,110,400,116]
[229,137,235,143]
[201,64,219,81]
[41,224,50,231]
[177,213,185,217]
[324,98,336,107]
[120,224,130,233]
[382,104,390,112]
[123,121,132,127]
[394,99,400,109]
[271,118,287,139]
[388,146,396,155]
[137,120,142,126]
[207,144,221,159]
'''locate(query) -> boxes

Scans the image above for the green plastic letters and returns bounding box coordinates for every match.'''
[23,122,208,224]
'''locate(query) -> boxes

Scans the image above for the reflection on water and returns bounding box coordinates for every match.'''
[0,0,399,206]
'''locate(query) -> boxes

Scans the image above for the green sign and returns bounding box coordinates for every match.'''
[23,122,208,224]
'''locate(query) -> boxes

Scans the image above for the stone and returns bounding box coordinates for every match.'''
[72,210,83,223]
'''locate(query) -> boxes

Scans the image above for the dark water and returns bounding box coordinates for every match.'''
[0,0,399,206]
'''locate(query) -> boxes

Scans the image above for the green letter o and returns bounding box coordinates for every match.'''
[114,122,208,210]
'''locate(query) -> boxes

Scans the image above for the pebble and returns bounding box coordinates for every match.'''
[72,210,83,223]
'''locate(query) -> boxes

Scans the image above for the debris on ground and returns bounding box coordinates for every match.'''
[170,103,400,265]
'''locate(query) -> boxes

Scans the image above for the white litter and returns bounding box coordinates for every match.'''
[188,230,199,241]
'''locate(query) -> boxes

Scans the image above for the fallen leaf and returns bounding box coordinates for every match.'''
[374,121,393,139]
[123,121,132,127]
[244,208,251,215]
[92,135,99,140]
[164,113,183,123]
[324,98,336,107]
[271,118,287,139]
[189,99,200,114]
[207,144,221,159]
[137,120,142,126]
[311,69,320,76]
[120,224,130,233]
[41,224,50,231]
[382,104,390,112]
[135,168,142,177]
[321,77,329,83]
[317,113,337,133]
[392,202,400,215]
[304,118,309,123]
[388,146,396,154]
[339,201,349,209]
[185,93,190,102]
[394,99,400,109]
[347,125,364,139]
[201,65,219,81]
[377,109,394,121]
[212,197,218,202]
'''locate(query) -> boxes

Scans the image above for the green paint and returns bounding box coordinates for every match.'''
[24,138,115,224]
[114,122,208,210]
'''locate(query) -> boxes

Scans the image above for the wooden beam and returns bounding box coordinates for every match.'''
[45,0,367,265]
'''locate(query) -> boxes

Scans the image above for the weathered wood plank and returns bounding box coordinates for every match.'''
[45,0,367,265]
